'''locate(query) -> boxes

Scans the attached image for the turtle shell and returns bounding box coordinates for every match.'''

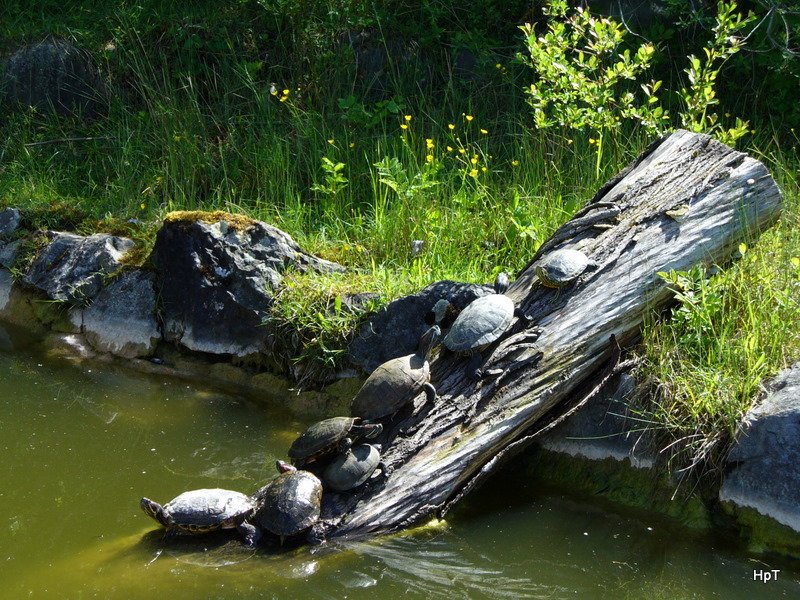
[535,249,589,288]
[287,416,358,463]
[323,444,381,492]
[351,354,430,420]
[443,294,514,353]
[160,489,255,533]
[252,470,322,537]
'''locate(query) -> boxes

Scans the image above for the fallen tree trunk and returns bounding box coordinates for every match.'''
[323,130,783,539]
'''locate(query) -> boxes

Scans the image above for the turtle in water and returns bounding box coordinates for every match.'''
[441,272,519,380]
[534,248,591,288]
[251,461,323,544]
[323,443,382,492]
[140,488,259,547]
[287,416,382,467]
[350,325,441,421]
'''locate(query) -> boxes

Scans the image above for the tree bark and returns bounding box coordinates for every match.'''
[323,130,783,539]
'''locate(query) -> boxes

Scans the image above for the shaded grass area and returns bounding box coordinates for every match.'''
[1,2,799,473]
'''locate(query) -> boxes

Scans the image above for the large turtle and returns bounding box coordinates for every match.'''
[251,461,323,543]
[323,443,382,492]
[140,488,259,547]
[534,248,590,288]
[350,325,441,421]
[287,416,382,467]
[442,272,518,380]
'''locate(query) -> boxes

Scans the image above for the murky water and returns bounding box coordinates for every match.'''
[1,325,798,599]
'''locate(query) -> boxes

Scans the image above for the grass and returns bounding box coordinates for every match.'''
[0,2,798,475]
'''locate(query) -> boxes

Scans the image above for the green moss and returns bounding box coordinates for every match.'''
[523,447,712,530]
[163,210,256,231]
[721,502,800,557]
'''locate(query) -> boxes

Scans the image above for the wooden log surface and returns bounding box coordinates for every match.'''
[321,130,783,540]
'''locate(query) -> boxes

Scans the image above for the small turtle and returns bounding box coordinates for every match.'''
[251,461,323,543]
[288,416,382,467]
[534,248,590,288]
[323,444,382,492]
[442,273,518,380]
[350,325,441,421]
[140,488,259,547]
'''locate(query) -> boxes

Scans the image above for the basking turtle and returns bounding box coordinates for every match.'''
[534,248,590,288]
[251,461,323,543]
[323,444,382,492]
[140,488,259,547]
[287,416,382,467]
[350,325,441,421]
[442,272,517,380]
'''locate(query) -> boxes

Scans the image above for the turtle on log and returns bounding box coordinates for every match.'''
[140,489,259,547]
[350,325,441,421]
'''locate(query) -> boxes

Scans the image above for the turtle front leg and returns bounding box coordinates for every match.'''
[338,436,353,453]
[237,522,261,548]
[467,352,484,380]
[422,382,438,403]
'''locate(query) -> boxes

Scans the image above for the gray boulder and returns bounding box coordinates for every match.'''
[537,373,656,468]
[151,215,343,357]
[22,232,134,303]
[720,363,800,534]
[72,270,160,358]
[348,279,494,374]
[0,208,21,238]
[2,39,108,118]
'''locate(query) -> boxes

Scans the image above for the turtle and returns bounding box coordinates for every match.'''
[322,443,382,492]
[350,325,441,421]
[251,461,323,543]
[140,488,259,547]
[287,416,382,467]
[441,272,518,380]
[534,248,590,288]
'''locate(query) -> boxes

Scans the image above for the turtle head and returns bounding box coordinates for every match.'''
[494,272,510,294]
[140,497,169,527]
[363,422,383,439]
[418,324,442,358]
[276,459,296,474]
[431,299,450,325]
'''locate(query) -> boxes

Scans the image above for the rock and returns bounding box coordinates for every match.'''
[0,240,21,269]
[537,373,655,468]
[73,270,160,358]
[22,232,134,303]
[250,371,293,401]
[2,39,108,118]
[208,362,250,387]
[720,363,800,546]
[453,48,480,81]
[343,30,411,98]
[152,215,343,357]
[348,280,493,374]
[0,208,21,238]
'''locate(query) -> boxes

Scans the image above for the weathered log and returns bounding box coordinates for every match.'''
[322,130,783,539]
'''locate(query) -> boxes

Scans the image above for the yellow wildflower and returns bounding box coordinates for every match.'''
[426,138,434,149]
[349,142,355,148]
[279,96,288,102]
[426,154,434,162]
[465,115,474,122]
[471,156,478,165]
[588,138,596,145]
[404,115,412,122]
[327,139,335,145]
[511,159,520,167]
[448,123,455,130]
[458,148,466,154]
[400,124,408,130]
[495,63,501,68]
[282,89,290,96]
[469,169,478,178]
[481,166,487,172]
[480,129,488,135]
[446,146,453,152]
[140,202,146,210]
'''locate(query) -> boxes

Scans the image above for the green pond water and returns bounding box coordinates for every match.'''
[1,325,799,599]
